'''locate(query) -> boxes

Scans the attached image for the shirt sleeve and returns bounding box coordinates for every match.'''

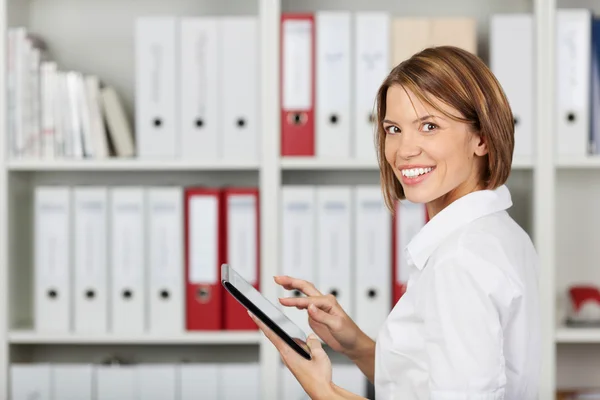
[420,246,518,400]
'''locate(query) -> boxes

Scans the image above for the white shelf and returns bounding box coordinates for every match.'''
[281,156,533,170]
[8,330,262,345]
[556,156,600,169]
[555,327,600,344]
[281,157,380,170]
[6,159,260,172]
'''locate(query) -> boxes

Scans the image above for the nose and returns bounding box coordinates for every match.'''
[396,130,422,160]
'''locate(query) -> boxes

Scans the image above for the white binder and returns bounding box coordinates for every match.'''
[556,9,592,158]
[73,187,108,334]
[490,14,534,159]
[137,365,177,400]
[179,364,219,400]
[395,200,427,298]
[135,16,178,158]
[354,12,390,161]
[110,187,146,334]
[226,192,258,292]
[220,17,259,161]
[11,364,51,400]
[281,186,316,336]
[34,186,71,333]
[146,187,184,334]
[95,365,136,400]
[220,363,260,400]
[316,186,352,317]
[179,17,220,160]
[52,364,93,400]
[354,186,391,339]
[316,11,351,158]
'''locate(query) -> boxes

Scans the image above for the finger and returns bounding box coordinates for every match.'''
[306,333,328,360]
[274,275,322,297]
[308,303,343,331]
[279,295,335,312]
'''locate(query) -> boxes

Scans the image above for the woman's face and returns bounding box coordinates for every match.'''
[383,84,488,210]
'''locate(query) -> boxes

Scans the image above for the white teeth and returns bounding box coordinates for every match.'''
[401,167,433,177]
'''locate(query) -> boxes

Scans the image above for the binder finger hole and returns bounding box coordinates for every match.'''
[367,289,377,299]
[153,117,162,127]
[123,289,133,300]
[329,114,338,124]
[195,118,204,128]
[330,289,338,298]
[513,117,519,126]
[368,113,375,124]
[293,289,302,297]
[160,290,170,300]
[237,118,246,128]
[196,287,210,303]
[567,112,576,123]
[48,289,58,299]
[289,112,307,126]
[85,289,95,300]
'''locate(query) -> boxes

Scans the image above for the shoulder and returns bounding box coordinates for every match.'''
[423,211,537,313]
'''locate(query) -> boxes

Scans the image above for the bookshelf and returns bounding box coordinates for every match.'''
[6,159,261,171]
[7,330,262,345]
[1,0,598,398]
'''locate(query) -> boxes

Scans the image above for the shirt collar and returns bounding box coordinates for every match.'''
[406,184,513,270]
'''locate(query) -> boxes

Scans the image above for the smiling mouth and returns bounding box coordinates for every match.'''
[400,167,435,178]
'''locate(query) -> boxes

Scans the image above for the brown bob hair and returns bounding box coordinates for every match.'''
[375,45,515,213]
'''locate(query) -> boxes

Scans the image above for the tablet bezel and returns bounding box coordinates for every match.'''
[221,264,312,360]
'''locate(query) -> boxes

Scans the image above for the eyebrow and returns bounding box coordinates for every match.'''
[382,115,441,126]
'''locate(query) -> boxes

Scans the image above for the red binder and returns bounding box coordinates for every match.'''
[280,13,315,156]
[184,187,225,330]
[222,188,260,330]
[392,201,429,306]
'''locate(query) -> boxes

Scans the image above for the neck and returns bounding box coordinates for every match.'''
[426,180,483,219]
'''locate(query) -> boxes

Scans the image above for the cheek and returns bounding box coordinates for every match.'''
[384,137,396,163]
[425,139,461,166]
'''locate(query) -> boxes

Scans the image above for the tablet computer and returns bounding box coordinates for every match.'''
[221,263,312,360]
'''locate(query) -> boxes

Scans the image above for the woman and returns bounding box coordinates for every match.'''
[249,45,541,399]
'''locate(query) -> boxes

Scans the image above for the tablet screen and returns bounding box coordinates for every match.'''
[221,264,311,360]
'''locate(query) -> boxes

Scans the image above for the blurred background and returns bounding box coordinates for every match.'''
[2,0,599,399]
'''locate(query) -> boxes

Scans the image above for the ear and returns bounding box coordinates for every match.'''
[473,134,488,157]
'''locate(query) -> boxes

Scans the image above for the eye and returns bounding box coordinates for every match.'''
[384,125,401,135]
[421,122,438,132]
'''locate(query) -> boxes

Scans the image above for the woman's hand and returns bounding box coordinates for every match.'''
[274,275,369,358]
[248,312,338,400]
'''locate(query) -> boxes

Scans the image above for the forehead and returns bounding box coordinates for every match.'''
[385,84,455,120]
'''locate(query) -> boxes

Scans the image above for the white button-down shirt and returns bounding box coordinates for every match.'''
[374,185,541,400]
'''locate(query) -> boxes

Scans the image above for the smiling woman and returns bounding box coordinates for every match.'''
[253,45,541,400]
[370,45,541,399]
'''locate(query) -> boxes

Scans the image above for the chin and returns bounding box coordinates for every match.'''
[402,189,432,204]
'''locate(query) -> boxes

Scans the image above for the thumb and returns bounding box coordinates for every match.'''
[306,333,326,358]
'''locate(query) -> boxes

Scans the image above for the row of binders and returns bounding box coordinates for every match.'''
[281,12,477,160]
[7,28,135,160]
[33,183,428,338]
[34,185,260,334]
[494,9,600,158]
[283,9,600,160]
[280,185,427,339]
[134,16,259,160]
[11,361,366,399]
